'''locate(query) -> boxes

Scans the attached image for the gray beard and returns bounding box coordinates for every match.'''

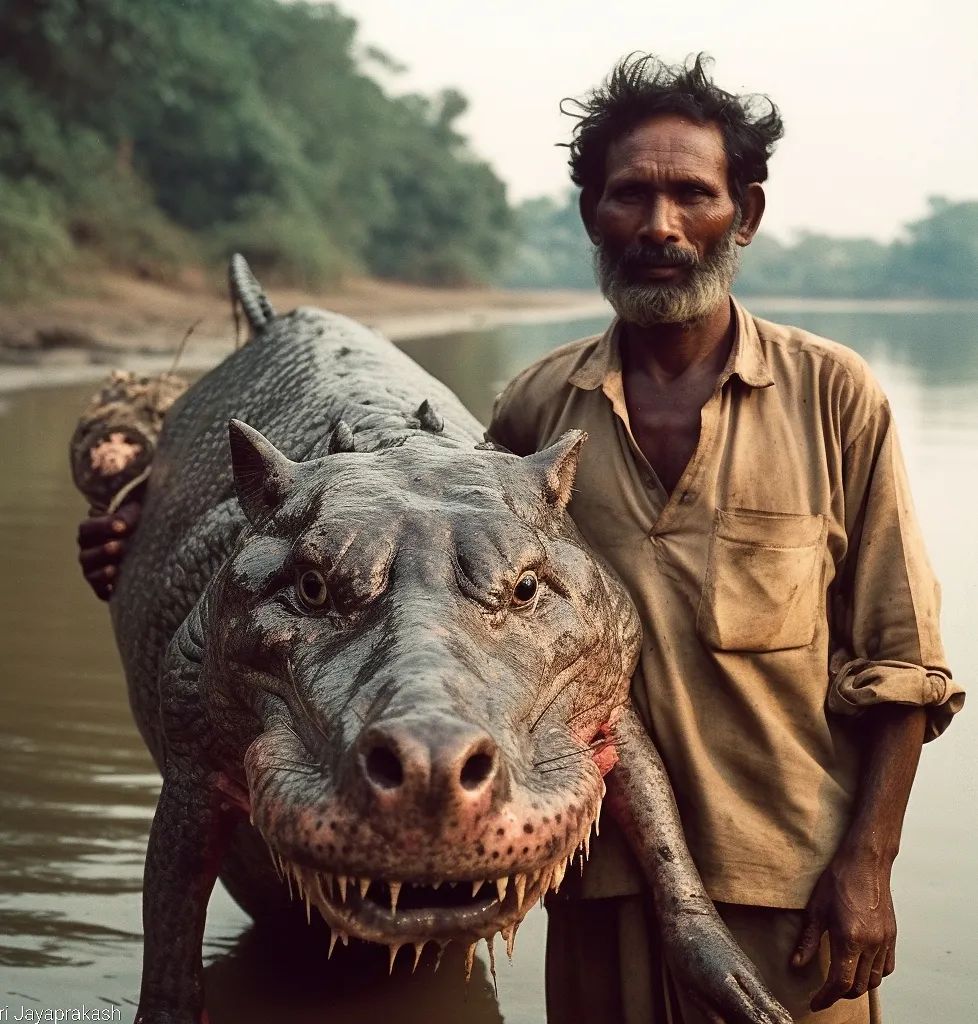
[594,220,742,326]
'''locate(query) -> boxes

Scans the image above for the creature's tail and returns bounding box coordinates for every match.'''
[229,253,276,337]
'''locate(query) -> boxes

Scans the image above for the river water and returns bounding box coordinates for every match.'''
[1,302,975,1022]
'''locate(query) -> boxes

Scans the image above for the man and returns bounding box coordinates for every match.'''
[78,53,963,1024]
[485,53,963,1024]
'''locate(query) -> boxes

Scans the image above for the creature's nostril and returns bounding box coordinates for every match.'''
[459,750,495,791]
[365,744,404,790]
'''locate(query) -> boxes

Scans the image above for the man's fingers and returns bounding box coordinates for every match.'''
[883,944,896,976]
[810,938,859,1011]
[77,502,142,547]
[114,501,142,530]
[791,912,823,968]
[79,540,126,574]
[868,948,887,990]
[848,951,876,999]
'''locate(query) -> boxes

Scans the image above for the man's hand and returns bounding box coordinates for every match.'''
[792,851,896,1011]
[77,501,142,600]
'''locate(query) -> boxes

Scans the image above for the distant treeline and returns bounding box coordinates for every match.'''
[0,0,512,298]
[2,1,974,303]
[502,193,978,299]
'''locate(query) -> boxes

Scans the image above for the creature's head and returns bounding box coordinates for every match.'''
[204,420,641,970]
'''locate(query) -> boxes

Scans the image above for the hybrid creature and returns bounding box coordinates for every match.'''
[72,257,791,1024]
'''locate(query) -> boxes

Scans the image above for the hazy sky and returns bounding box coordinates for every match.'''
[337,0,977,242]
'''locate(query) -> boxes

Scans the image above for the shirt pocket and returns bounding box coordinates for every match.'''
[696,508,827,652]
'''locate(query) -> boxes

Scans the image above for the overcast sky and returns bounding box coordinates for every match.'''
[336,0,977,242]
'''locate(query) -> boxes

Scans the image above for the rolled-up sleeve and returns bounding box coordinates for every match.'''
[828,400,965,739]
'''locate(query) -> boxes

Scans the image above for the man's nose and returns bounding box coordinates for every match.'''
[638,196,681,247]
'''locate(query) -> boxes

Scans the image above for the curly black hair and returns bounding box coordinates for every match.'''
[563,53,784,207]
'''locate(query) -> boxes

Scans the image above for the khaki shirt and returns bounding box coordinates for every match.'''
[489,299,964,908]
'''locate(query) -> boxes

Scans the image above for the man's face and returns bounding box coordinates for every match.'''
[585,114,749,326]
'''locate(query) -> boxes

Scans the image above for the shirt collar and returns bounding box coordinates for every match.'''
[568,297,774,392]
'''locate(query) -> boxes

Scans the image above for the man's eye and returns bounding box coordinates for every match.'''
[512,570,539,606]
[296,568,330,609]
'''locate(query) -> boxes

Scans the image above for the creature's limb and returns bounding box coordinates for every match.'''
[135,770,236,1024]
[135,621,242,1023]
[607,706,793,1024]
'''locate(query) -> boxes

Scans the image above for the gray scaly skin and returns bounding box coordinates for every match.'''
[97,257,790,1024]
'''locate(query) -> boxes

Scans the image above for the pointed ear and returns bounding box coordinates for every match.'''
[523,430,587,511]
[228,419,299,526]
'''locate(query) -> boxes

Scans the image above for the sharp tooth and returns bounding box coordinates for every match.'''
[486,933,498,995]
[432,879,442,890]
[340,931,349,946]
[506,919,521,959]
[433,943,445,972]
[471,879,483,898]
[463,941,477,982]
[539,865,553,896]
[513,873,527,911]
[269,849,282,878]
[328,929,338,959]
[552,859,566,892]
[296,869,307,900]
[337,875,348,902]
[389,880,401,913]
[495,876,509,902]
[359,877,370,899]
[501,924,514,963]
[319,872,334,899]
[285,869,294,900]
[388,943,400,975]
[412,941,424,973]
[304,892,311,924]
[584,832,591,861]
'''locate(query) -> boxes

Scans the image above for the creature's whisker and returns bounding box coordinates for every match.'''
[537,740,628,773]
[286,656,331,743]
[564,696,630,728]
[533,732,620,769]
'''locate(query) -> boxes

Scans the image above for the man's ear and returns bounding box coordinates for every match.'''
[736,183,766,246]
[579,188,601,244]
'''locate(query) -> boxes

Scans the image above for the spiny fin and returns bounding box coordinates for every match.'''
[475,433,511,453]
[330,420,356,454]
[415,399,444,433]
[229,253,276,335]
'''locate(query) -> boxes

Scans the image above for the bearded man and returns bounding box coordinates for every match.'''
[487,54,963,1024]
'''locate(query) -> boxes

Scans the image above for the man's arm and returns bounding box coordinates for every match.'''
[792,704,926,1009]
[795,397,963,1009]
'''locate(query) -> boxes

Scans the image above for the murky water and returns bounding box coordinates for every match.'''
[1,303,976,1022]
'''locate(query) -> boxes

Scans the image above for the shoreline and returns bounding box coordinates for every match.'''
[0,273,611,395]
[3,271,976,396]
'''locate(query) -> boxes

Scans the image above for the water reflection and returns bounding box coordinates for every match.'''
[2,306,976,1023]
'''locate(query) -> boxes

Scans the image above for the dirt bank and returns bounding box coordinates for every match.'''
[0,270,609,393]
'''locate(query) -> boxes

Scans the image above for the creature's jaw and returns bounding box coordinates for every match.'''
[262,797,601,977]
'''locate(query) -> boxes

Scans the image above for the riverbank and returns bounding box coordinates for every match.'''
[0,270,610,394]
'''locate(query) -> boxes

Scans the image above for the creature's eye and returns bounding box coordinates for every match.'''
[296,568,330,610]
[512,570,538,607]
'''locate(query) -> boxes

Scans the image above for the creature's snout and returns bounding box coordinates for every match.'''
[354,713,501,818]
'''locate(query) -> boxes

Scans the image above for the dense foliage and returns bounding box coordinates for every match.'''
[503,193,978,299]
[0,0,512,297]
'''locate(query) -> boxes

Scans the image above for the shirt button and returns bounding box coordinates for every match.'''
[680,491,695,504]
